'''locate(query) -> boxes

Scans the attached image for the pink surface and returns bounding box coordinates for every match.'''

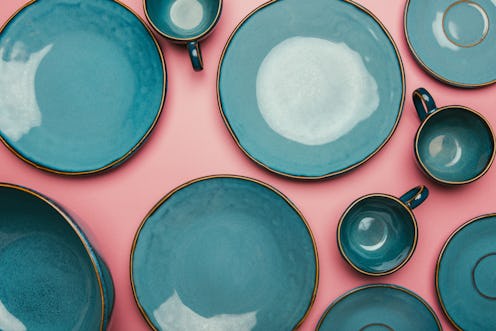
[1,0,495,330]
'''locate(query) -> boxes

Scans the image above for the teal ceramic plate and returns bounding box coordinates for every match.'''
[0,183,114,331]
[218,0,404,179]
[0,0,166,175]
[405,0,496,87]
[437,214,496,330]
[131,176,318,330]
[317,284,442,331]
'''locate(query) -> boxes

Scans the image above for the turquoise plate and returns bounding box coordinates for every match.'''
[131,175,318,330]
[317,284,442,331]
[218,0,404,179]
[405,0,496,87]
[0,0,166,175]
[0,183,114,331]
[437,214,496,330]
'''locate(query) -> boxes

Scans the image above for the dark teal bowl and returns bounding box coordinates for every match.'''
[414,88,495,185]
[0,184,114,331]
[338,187,428,276]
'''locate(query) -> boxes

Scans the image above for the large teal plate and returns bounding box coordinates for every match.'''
[405,0,496,87]
[218,0,404,179]
[317,284,441,331]
[131,176,318,330]
[0,0,166,175]
[437,214,496,330]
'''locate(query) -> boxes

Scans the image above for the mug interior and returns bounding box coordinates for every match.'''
[0,186,103,330]
[145,0,221,40]
[416,107,494,183]
[339,195,416,274]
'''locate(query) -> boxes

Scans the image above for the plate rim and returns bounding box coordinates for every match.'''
[0,0,168,176]
[436,213,496,330]
[216,0,406,180]
[316,283,442,330]
[404,0,496,88]
[129,174,319,330]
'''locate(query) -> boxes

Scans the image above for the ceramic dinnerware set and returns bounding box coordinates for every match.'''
[0,0,495,330]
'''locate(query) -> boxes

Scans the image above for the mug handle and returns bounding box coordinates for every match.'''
[399,185,429,209]
[413,88,437,121]
[187,41,203,71]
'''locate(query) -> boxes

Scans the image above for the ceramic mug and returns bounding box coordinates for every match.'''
[337,186,429,276]
[413,87,495,185]
[144,0,222,71]
[0,183,114,331]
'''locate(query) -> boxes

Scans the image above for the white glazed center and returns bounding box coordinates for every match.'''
[256,36,380,146]
[170,0,204,31]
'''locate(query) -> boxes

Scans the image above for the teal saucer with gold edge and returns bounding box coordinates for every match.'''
[437,214,496,330]
[316,284,441,330]
[131,175,318,331]
[0,183,114,331]
[405,0,496,87]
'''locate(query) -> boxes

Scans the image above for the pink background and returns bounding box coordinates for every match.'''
[1,0,495,329]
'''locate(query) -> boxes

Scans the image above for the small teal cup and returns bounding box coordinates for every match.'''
[337,186,429,276]
[144,0,222,71]
[0,184,114,331]
[413,88,495,185]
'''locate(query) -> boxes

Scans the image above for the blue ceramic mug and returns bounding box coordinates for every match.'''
[144,0,222,71]
[413,88,495,185]
[337,186,429,276]
[0,184,114,331]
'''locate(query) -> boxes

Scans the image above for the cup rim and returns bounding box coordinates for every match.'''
[143,0,223,42]
[337,193,419,277]
[414,105,496,185]
[0,183,107,331]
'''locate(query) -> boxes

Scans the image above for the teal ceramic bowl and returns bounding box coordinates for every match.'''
[218,0,404,179]
[414,88,495,185]
[405,0,496,87]
[131,175,318,330]
[338,186,429,276]
[437,214,496,330]
[0,184,114,331]
[0,0,166,175]
[144,0,222,71]
[316,284,442,330]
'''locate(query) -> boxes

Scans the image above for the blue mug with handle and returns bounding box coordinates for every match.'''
[337,186,429,276]
[413,87,495,185]
[144,0,222,71]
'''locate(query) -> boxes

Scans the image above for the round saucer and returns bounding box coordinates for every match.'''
[405,0,496,87]
[437,214,496,329]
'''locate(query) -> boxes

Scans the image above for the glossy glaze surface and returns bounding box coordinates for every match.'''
[218,0,404,178]
[338,194,418,275]
[131,176,317,330]
[317,285,441,330]
[405,0,496,87]
[0,0,165,174]
[145,0,221,40]
[0,184,112,331]
[437,214,496,330]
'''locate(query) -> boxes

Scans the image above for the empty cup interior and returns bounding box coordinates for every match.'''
[0,186,103,330]
[339,195,416,274]
[416,107,494,183]
[145,0,221,39]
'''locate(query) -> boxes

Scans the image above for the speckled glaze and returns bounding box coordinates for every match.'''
[316,284,442,330]
[144,0,222,71]
[0,183,114,331]
[405,0,496,87]
[437,214,496,330]
[413,88,495,185]
[0,0,166,175]
[338,186,428,276]
[131,175,318,331]
[218,0,404,179]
